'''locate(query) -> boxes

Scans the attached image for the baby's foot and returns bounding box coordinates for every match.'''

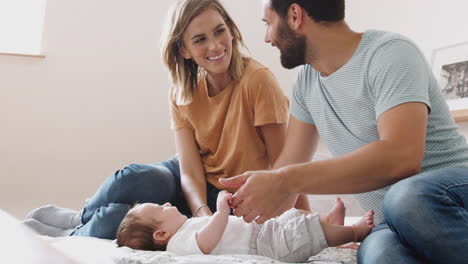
[325,197,345,225]
[352,210,375,242]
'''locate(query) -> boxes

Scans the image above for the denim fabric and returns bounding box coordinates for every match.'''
[358,168,468,264]
[71,156,221,239]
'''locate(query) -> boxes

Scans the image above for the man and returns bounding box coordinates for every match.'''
[220,0,468,263]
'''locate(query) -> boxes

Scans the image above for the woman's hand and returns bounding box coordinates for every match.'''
[195,206,213,217]
[175,128,213,218]
[216,190,232,215]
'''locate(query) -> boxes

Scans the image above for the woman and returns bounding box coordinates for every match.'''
[24,0,300,239]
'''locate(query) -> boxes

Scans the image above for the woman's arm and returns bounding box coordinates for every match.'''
[260,123,287,168]
[196,191,232,254]
[260,120,311,211]
[175,128,212,216]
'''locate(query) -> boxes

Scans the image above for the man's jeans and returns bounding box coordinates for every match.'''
[71,156,221,239]
[358,168,468,264]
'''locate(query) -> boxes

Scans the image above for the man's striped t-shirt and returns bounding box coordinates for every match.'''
[291,30,468,223]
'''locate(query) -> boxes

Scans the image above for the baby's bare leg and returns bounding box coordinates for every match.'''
[320,210,375,247]
[298,197,346,226]
[322,197,346,225]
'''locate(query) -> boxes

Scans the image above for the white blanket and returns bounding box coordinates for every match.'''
[0,209,356,264]
[46,236,357,264]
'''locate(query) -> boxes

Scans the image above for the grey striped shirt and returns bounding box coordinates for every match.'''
[291,30,468,223]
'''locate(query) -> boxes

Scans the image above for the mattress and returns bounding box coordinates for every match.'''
[46,236,357,264]
[0,208,358,264]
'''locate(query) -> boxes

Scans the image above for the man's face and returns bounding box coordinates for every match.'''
[262,0,306,69]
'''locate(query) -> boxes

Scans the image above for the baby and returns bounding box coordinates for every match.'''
[116,191,374,263]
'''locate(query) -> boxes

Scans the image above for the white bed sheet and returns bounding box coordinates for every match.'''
[45,236,357,264]
[1,207,357,264]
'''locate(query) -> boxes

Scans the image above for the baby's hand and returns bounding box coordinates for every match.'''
[216,190,232,215]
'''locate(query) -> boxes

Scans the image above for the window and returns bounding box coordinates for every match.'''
[0,0,47,56]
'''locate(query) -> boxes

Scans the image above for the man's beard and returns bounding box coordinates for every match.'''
[276,22,307,69]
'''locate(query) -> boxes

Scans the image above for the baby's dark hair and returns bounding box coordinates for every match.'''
[116,207,166,251]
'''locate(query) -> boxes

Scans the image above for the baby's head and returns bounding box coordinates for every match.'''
[116,202,187,251]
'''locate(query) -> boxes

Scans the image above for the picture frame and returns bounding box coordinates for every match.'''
[430,42,468,122]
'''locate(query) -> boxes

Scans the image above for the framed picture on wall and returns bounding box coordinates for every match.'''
[431,42,468,122]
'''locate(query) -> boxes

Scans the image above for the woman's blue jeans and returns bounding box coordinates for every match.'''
[70,156,221,239]
[358,168,468,264]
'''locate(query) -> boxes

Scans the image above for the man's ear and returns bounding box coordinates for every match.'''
[179,47,191,60]
[288,3,304,31]
[153,229,171,243]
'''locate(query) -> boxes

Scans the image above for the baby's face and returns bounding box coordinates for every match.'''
[131,203,187,234]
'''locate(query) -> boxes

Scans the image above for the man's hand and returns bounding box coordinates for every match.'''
[219,169,298,224]
[216,191,232,215]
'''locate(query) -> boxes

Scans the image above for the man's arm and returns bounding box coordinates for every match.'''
[196,191,232,254]
[221,102,428,224]
[284,102,427,194]
[222,116,320,221]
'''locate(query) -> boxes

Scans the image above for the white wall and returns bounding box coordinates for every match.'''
[349,0,468,59]
[0,0,296,218]
[1,0,467,218]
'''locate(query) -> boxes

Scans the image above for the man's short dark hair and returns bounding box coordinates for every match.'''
[269,0,345,23]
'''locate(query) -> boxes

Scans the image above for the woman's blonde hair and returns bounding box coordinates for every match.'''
[161,0,246,105]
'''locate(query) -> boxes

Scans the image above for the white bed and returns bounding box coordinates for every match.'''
[0,209,357,264]
[47,236,357,264]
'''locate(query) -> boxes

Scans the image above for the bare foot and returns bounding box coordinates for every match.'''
[325,197,346,225]
[336,242,360,250]
[352,210,375,242]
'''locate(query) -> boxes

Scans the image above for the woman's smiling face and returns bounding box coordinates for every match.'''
[180,8,234,76]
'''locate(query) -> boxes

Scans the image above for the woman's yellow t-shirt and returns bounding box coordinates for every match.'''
[170,58,289,192]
